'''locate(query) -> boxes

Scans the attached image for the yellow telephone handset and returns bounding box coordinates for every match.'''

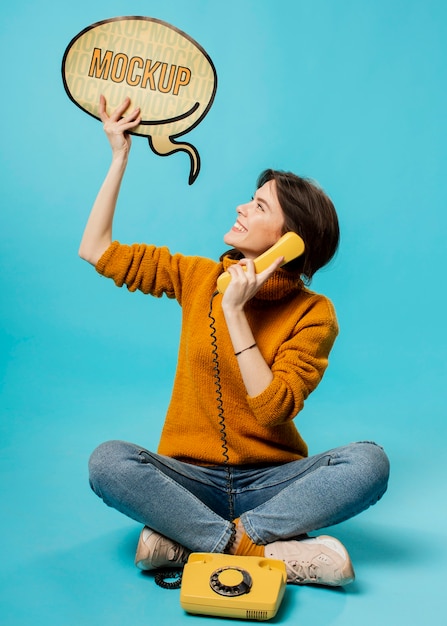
[217,231,305,294]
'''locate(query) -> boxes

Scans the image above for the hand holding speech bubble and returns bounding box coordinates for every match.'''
[62,17,217,184]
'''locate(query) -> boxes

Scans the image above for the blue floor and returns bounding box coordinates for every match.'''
[1,0,446,624]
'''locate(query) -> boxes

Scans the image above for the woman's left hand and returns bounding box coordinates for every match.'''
[222,256,284,311]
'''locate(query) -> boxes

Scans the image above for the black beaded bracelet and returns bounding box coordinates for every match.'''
[234,342,257,357]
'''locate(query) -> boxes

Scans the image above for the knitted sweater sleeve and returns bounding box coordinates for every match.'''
[246,295,339,427]
[95,241,202,302]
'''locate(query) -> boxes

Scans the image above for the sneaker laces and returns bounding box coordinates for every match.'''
[286,560,318,583]
[166,542,189,566]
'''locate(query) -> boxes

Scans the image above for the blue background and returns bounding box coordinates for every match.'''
[1,1,445,624]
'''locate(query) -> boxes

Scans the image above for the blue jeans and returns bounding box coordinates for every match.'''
[89,440,389,553]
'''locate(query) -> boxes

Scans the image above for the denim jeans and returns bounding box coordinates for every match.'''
[89,440,389,553]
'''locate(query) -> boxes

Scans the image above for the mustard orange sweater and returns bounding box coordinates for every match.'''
[96,242,338,466]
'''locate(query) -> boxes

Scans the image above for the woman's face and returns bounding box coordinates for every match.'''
[223,180,285,259]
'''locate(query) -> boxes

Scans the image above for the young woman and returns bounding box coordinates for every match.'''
[81,96,389,587]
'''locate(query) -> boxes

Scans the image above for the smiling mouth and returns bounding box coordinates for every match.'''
[139,101,200,125]
[232,220,247,233]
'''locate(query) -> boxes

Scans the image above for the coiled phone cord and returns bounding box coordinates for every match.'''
[154,290,236,589]
[208,290,237,550]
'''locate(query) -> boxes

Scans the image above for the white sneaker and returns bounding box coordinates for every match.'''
[265,535,355,586]
[135,527,191,571]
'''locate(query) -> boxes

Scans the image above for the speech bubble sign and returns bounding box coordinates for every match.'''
[62,16,217,184]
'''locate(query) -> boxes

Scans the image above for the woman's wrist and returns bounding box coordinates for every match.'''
[221,300,245,318]
[111,150,129,166]
[234,342,257,357]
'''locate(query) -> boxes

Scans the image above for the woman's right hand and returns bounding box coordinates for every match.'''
[99,95,141,157]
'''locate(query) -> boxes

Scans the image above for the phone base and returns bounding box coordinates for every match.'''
[180,553,287,621]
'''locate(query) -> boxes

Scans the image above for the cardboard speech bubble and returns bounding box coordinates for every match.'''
[62,16,217,184]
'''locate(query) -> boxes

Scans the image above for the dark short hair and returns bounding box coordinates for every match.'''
[257,169,340,282]
[221,169,340,283]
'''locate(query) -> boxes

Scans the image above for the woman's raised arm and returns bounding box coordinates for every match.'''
[78,96,141,266]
